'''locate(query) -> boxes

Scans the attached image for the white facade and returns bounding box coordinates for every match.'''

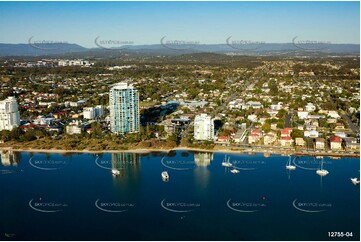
[83,107,95,119]
[297,111,309,120]
[0,97,20,131]
[194,114,214,141]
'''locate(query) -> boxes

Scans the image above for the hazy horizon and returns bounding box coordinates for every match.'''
[0,1,359,48]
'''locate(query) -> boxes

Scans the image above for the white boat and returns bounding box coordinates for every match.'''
[230,169,239,174]
[316,157,329,176]
[222,156,233,167]
[161,171,169,180]
[111,169,120,176]
[350,178,360,185]
[286,155,296,170]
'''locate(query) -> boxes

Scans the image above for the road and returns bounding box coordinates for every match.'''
[342,114,359,134]
[284,112,292,128]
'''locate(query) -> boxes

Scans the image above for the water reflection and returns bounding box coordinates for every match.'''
[111,153,141,179]
[194,152,213,167]
[111,153,141,197]
[194,152,213,190]
[0,150,21,167]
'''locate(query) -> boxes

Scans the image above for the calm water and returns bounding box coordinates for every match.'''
[0,150,359,241]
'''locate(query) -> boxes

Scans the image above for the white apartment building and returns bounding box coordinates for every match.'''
[194,113,214,141]
[83,107,95,120]
[0,97,20,131]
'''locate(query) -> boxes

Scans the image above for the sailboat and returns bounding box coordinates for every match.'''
[350,178,360,185]
[111,169,121,176]
[222,156,232,167]
[286,155,296,170]
[316,157,329,176]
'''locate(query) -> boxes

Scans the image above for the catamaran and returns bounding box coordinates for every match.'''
[286,155,296,170]
[350,178,360,185]
[222,156,233,167]
[316,157,329,176]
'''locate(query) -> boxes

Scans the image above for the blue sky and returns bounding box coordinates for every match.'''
[0,1,359,47]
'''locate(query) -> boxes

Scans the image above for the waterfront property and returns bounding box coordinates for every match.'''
[0,97,20,131]
[193,113,215,141]
[109,82,140,134]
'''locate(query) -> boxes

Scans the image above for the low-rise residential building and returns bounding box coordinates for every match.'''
[247,114,258,122]
[233,129,247,143]
[270,102,283,111]
[304,130,319,138]
[217,136,230,143]
[330,136,342,150]
[297,111,309,119]
[264,131,277,145]
[248,129,262,144]
[327,111,340,119]
[315,138,325,149]
[343,137,359,151]
[66,124,83,135]
[305,103,316,112]
[83,107,95,119]
[280,136,293,147]
[295,137,306,146]
[281,128,293,137]
[334,123,345,130]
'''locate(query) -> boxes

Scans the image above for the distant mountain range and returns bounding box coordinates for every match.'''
[0,42,359,57]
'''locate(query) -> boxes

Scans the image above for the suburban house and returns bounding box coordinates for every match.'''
[334,123,345,130]
[315,138,325,150]
[264,131,277,145]
[304,130,319,138]
[295,137,306,146]
[330,136,342,150]
[343,137,359,151]
[248,129,262,144]
[217,136,231,143]
[280,136,293,147]
[297,111,309,119]
[281,128,293,137]
[305,103,316,112]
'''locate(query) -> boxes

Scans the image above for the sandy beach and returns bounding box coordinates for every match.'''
[0,146,359,157]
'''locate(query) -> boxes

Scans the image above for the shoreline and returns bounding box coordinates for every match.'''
[0,146,359,158]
